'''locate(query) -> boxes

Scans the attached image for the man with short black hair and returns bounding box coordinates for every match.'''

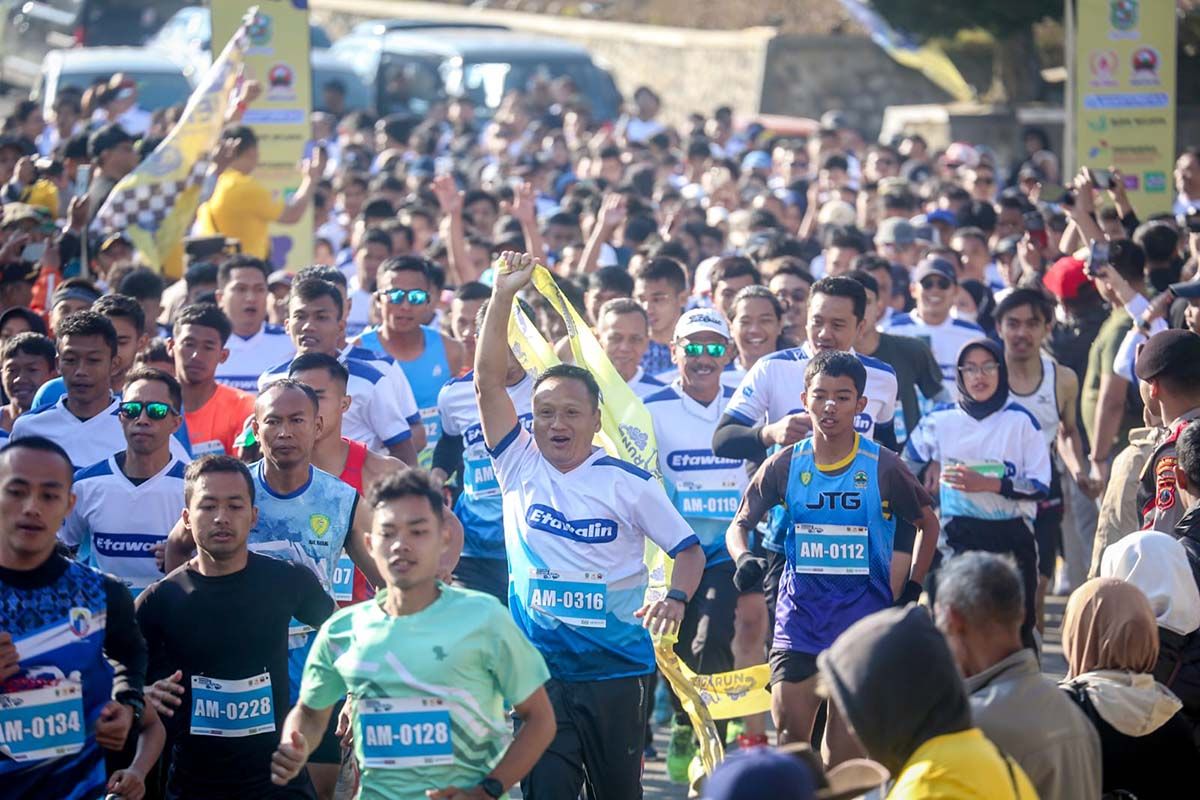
[137,454,334,798]
[345,226,393,337]
[33,292,147,408]
[213,255,296,391]
[935,552,1101,800]
[596,298,665,398]
[11,311,188,467]
[62,367,187,597]
[0,332,56,435]
[170,303,257,456]
[0,436,153,798]
[86,123,137,221]
[632,257,689,378]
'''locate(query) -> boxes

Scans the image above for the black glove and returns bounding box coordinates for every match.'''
[733,552,768,592]
[895,579,924,606]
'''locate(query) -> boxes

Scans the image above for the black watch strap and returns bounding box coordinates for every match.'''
[665,588,688,604]
[478,777,504,798]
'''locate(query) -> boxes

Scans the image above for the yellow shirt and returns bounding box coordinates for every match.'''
[887,729,1040,800]
[196,167,284,260]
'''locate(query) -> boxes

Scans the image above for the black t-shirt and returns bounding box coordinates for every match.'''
[865,333,944,436]
[135,552,334,797]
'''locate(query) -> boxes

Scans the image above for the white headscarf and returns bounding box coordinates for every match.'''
[1101,530,1200,636]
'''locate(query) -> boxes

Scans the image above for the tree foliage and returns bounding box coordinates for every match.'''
[870,0,1063,42]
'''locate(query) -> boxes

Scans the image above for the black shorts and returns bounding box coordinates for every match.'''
[451,555,509,605]
[1034,472,1065,579]
[309,697,345,764]
[768,648,819,686]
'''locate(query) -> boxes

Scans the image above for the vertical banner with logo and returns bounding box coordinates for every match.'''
[1073,0,1176,215]
[212,1,313,268]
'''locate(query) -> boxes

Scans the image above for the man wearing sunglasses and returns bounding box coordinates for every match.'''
[355,257,464,468]
[259,278,422,465]
[885,256,985,401]
[645,308,749,774]
[10,311,189,468]
[60,367,186,599]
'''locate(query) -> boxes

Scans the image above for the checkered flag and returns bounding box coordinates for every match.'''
[93,22,249,270]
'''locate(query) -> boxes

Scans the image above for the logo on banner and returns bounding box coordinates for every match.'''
[1130,48,1160,85]
[1089,50,1119,87]
[1144,172,1167,193]
[1109,0,1139,34]
[248,14,273,47]
[267,63,296,101]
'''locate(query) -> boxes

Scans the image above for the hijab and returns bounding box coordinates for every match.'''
[956,338,1008,421]
[1064,577,1160,677]
[1063,578,1183,736]
[1100,530,1200,636]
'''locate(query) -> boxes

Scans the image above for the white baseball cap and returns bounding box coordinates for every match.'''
[674,308,731,341]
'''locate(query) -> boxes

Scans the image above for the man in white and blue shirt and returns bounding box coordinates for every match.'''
[885,256,986,401]
[435,301,533,603]
[258,278,422,464]
[214,256,296,392]
[12,311,190,468]
[645,309,748,746]
[475,252,705,800]
[61,368,187,597]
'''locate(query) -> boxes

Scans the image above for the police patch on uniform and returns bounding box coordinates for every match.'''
[1156,456,1178,510]
[310,513,331,537]
[800,471,812,486]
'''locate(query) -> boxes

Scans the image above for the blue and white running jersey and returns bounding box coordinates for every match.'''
[777,436,896,655]
[247,460,358,698]
[0,560,112,799]
[10,396,191,469]
[215,322,296,392]
[724,347,898,441]
[904,402,1051,529]
[259,355,419,454]
[60,455,186,596]
[646,382,746,567]
[355,326,452,467]
[884,312,984,400]
[437,371,533,561]
[627,366,666,399]
[490,424,698,681]
[640,340,674,378]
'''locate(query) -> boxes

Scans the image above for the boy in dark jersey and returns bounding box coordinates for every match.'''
[726,351,937,762]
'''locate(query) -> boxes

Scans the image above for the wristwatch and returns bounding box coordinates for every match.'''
[117,692,145,728]
[665,588,689,604]
[478,777,504,798]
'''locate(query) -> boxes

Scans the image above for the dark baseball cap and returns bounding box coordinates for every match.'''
[0,261,40,285]
[1135,329,1200,381]
[912,256,957,284]
[1169,280,1200,299]
[88,124,135,159]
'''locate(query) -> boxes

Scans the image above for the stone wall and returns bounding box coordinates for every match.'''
[760,36,951,136]
[311,0,951,135]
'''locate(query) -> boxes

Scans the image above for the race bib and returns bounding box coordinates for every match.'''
[190,439,226,457]
[332,554,355,603]
[463,455,500,499]
[190,673,275,738]
[0,681,84,761]
[528,569,607,628]
[358,697,453,769]
[674,488,741,520]
[791,523,869,575]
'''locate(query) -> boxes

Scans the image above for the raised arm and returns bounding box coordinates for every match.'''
[474,252,532,448]
[431,175,472,285]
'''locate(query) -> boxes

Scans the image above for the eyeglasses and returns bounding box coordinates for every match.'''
[920,277,953,291]
[958,362,1000,377]
[772,289,808,305]
[379,288,430,306]
[681,342,728,358]
[974,176,995,185]
[118,401,177,421]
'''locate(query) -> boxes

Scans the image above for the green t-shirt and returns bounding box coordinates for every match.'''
[300,584,550,798]
[1081,307,1142,454]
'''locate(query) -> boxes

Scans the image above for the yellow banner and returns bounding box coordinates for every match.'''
[505,264,772,775]
[212,0,314,268]
[93,18,248,276]
[1073,0,1176,214]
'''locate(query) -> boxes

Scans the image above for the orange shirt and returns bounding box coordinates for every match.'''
[185,383,256,456]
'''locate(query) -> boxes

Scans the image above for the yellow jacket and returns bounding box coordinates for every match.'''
[887,729,1039,800]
